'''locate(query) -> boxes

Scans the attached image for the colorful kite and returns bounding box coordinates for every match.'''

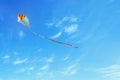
[17,14,78,48]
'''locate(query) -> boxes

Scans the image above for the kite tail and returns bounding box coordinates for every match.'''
[28,29,78,48]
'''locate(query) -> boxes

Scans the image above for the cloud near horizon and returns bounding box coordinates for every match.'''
[97,64,120,80]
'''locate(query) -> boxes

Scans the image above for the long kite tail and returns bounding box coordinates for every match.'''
[29,29,78,48]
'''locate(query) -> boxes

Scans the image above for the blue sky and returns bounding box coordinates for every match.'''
[0,0,120,80]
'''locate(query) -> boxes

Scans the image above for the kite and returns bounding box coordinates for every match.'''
[17,14,78,48]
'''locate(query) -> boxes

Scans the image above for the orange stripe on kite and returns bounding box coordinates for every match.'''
[18,14,26,20]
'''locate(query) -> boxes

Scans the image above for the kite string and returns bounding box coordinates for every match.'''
[29,28,45,38]
[28,28,78,48]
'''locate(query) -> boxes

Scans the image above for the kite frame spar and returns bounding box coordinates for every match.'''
[18,14,78,48]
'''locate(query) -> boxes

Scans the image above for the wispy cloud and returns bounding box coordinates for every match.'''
[51,31,63,39]
[17,68,26,73]
[61,54,84,76]
[46,22,54,28]
[63,56,70,61]
[40,64,49,71]
[47,58,53,63]
[55,16,78,28]
[13,58,28,65]
[18,30,25,39]
[62,63,78,76]
[45,55,55,63]
[69,69,77,75]
[97,64,120,80]
[46,16,80,42]
[55,16,69,28]
[46,16,79,36]
[2,55,10,59]
[2,55,11,63]
[16,66,35,73]
[64,24,78,34]
[39,56,54,71]
[69,17,78,22]
[36,71,55,80]
[68,32,81,40]
[27,66,34,71]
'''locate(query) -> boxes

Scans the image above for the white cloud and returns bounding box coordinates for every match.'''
[46,16,78,28]
[55,16,69,27]
[69,17,78,22]
[27,66,34,71]
[55,20,62,28]
[69,69,77,75]
[47,58,53,63]
[46,23,54,28]
[39,56,54,71]
[63,56,70,61]
[18,30,25,39]
[51,31,63,39]
[61,55,83,76]
[97,64,120,80]
[36,71,55,80]
[62,63,78,76]
[17,68,26,73]
[64,24,78,34]
[2,55,11,63]
[16,66,34,73]
[40,64,49,71]
[62,16,69,21]
[46,56,54,63]
[2,55,10,59]
[13,58,28,65]
[61,16,78,23]
[46,16,80,40]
